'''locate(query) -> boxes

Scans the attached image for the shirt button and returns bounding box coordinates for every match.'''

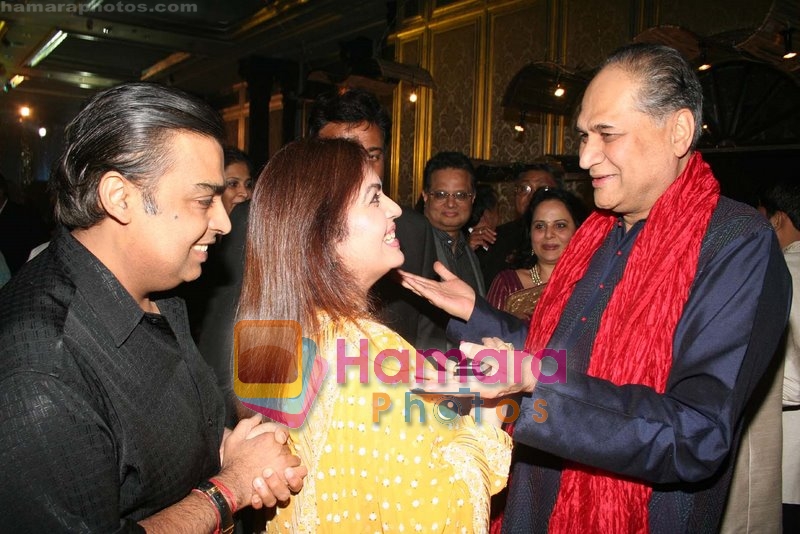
[617,221,623,227]
[207,418,213,427]
[616,250,622,256]
[581,317,587,322]
[599,283,605,289]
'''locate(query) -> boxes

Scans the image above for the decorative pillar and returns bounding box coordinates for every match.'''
[238,56,299,171]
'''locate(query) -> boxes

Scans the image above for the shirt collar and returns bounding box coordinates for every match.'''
[431,226,465,249]
[784,240,800,254]
[52,228,152,347]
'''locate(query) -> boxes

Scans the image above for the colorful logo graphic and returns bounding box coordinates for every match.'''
[233,320,328,428]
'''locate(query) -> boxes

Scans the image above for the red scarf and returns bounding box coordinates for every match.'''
[522,152,720,533]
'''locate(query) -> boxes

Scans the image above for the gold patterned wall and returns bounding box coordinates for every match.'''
[564,0,632,72]
[488,3,549,164]
[394,38,423,208]
[430,20,480,156]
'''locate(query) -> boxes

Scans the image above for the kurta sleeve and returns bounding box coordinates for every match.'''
[448,296,529,349]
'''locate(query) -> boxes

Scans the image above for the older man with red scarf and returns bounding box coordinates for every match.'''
[401,43,791,533]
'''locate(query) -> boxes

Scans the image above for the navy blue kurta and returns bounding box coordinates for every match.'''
[449,197,792,533]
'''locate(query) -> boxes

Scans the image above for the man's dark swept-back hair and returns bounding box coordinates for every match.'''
[53,82,225,230]
[757,177,800,231]
[422,151,477,192]
[603,43,704,148]
[307,88,391,145]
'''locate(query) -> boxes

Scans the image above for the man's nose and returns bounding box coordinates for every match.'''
[579,136,603,169]
[210,199,232,235]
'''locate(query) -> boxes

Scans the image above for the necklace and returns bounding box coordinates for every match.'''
[529,263,543,286]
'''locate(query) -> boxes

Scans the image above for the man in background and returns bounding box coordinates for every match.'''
[417,151,485,349]
[757,177,800,533]
[0,171,49,274]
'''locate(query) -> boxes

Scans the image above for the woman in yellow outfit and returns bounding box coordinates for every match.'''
[237,138,511,533]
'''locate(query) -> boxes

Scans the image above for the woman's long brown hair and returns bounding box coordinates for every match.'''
[235,138,371,387]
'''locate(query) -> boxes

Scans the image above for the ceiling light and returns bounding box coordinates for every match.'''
[553,83,565,97]
[27,30,68,67]
[9,74,24,88]
[514,111,526,132]
[409,87,417,103]
[19,106,30,118]
[697,44,711,71]
[782,29,797,60]
[38,127,47,138]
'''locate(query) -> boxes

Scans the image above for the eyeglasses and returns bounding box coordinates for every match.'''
[514,184,552,195]
[428,190,474,203]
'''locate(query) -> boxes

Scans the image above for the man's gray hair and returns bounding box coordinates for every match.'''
[603,43,704,148]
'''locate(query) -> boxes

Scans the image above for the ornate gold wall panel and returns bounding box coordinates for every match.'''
[565,0,632,70]
[487,3,548,164]
[394,38,423,207]
[430,20,481,156]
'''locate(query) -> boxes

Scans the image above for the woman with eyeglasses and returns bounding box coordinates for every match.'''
[486,187,588,320]
[237,138,511,533]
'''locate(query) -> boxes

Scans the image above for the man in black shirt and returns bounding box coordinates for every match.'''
[0,83,306,532]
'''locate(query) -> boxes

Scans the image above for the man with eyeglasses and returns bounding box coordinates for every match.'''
[479,163,564,286]
[412,152,486,350]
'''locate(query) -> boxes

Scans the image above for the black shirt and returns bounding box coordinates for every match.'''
[0,228,226,532]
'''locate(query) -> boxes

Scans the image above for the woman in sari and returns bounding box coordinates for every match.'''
[486,188,588,320]
[236,138,511,533]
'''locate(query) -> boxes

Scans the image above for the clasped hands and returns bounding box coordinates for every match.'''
[468,225,497,251]
[218,415,308,510]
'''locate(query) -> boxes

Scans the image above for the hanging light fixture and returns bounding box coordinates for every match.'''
[514,111,526,132]
[409,86,418,103]
[553,83,565,97]
[697,42,711,71]
[782,28,797,60]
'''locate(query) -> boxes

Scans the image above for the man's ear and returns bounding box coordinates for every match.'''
[671,108,695,158]
[98,171,133,224]
[772,211,786,231]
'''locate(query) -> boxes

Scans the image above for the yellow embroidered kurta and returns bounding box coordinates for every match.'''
[267,318,511,533]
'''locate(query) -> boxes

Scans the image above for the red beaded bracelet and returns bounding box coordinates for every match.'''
[194,480,234,534]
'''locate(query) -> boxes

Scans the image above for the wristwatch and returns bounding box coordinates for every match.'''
[196,480,235,534]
